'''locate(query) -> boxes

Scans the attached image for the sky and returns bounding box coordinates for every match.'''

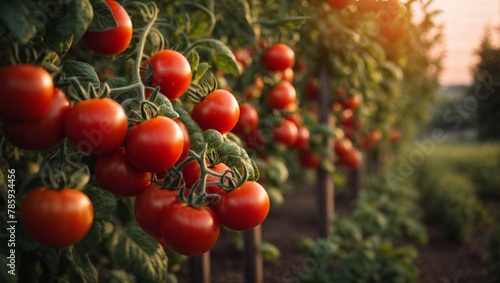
[428,0,500,85]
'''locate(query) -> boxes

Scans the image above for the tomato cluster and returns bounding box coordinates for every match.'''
[135,176,269,256]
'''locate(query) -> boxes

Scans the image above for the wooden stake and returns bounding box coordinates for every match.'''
[317,59,335,238]
[244,225,263,283]
[189,252,210,283]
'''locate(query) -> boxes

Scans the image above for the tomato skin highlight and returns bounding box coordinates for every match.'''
[84,0,133,55]
[261,43,295,71]
[150,50,192,100]
[65,98,128,154]
[191,89,240,134]
[135,184,180,239]
[267,81,296,110]
[0,64,54,122]
[160,203,220,256]
[94,147,152,197]
[126,116,184,172]
[213,181,270,231]
[20,187,94,246]
[3,88,70,151]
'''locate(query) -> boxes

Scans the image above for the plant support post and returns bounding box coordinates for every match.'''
[244,225,263,283]
[317,59,335,238]
[189,252,211,283]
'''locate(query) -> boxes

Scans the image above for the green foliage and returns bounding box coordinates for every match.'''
[469,29,500,140]
[413,143,496,241]
[297,225,419,283]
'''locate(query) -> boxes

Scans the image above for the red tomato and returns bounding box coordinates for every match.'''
[65,98,128,154]
[361,129,383,149]
[284,103,302,126]
[191,89,240,134]
[356,0,383,11]
[334,137,353,158]
[135,184,179,239]
[272,119,298,147]
[126,116,184,172]
[213,181,269,231]
[182,160,230,201]
[391,129,401,144]
[339,147,363,169]
[267,81,296,110]
[3,88,70,151]
[338,93,362,110]
[149,50,192,100]
[299,149,321,169]
[305,77,319,101]
[273,67,294,82]
[261,43,295,71]
[84,0,132,55]
[340,109,358,129]
[233,103,259,135]
[94,147,152,197]
[160,203,220,256]
[293,125,310,150]
[174,119,191,161]
[326,0,351,10]
[234,48,252,67]
[20,187,94,246]
[0,64,54,122]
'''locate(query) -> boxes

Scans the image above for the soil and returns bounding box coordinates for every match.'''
[177,187,497,283]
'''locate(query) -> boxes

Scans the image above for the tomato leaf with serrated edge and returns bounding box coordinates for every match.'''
[88,0,118,32]
[61,60,101,91]
[84,186,116,220]
[113,227,168,283]
[74,220,104,254]
[194,39,240,75]
[69,253,98,283]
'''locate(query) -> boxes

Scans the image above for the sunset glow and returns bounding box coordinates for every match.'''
[430,0,500,85]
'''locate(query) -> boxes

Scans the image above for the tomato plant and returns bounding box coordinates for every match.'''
[261,43,295,71]
[148,50,192,100]
[191,89,240,134]
[299,149,321,169]
[213,181,269,231]
[94,147,152,197]
[65,98,128,154]
[160,203,220,256]
[135,184,180,240]
[84,0,133,55]
[293,125,310,150]
[3,87,70,151]
[20,187,94,246]
[0,64,54,122]
[126,116,184,172]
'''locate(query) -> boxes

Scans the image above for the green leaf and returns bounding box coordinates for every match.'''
[195,39,239,75]
[35,247,61,276]
[74,220,105,254]
[154,93,179,119]
[84,186,116,220]
[61,60,100,91]
[256,16,308,28]
[113,227,168,283]
[70,253,98,283]
[192,62,211,83]
[107,270,136,283]
[88,0,118,32]
[46,0,93,52]
[0,1,36,44]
